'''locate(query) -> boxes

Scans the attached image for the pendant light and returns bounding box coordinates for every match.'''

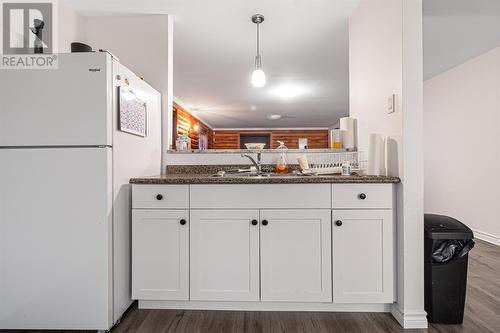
[251,14,266,87]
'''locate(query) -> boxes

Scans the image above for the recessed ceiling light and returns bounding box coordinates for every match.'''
[267,114,282,120]
[250,105,257,111]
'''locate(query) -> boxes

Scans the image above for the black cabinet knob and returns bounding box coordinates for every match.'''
[335,220,343,227]
[251,219,258,226]
[180,219,187,225]
[262,220,269,226]
[156,194,163,200]
[358,193,367,200]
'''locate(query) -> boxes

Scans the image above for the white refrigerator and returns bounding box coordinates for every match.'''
[0,53,161,330]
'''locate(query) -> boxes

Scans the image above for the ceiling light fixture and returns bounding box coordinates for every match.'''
[267,114,282,120]
[251,14,266,88]
[270,84,311,99]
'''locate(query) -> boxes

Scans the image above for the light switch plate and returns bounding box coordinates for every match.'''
[388,94,395,114]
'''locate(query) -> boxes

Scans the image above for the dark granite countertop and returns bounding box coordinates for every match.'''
[130,173,401,185]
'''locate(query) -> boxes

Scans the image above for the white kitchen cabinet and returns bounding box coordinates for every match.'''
[332,209,394,303]
[190,210,260,301]
[260,210,332,302]
[131,183,397,311]
[132,209,189,300]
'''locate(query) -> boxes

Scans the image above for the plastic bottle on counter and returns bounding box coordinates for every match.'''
[331,129,342,149]
[341,161,352,176]
[275,141,289,174]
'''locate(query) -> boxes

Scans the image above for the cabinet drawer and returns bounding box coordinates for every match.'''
[190,184,330,209]
[133,185,189,209]
[332,184,393,209]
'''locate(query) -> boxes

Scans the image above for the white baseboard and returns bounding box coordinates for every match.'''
[140,301,428,329]
[139,300,391,313]
[472,229,500,246]
[390,303,428,329]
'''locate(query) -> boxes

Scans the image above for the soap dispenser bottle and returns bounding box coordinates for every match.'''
[275,141,289,174]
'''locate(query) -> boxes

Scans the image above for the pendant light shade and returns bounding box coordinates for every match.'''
[251,14,265,87]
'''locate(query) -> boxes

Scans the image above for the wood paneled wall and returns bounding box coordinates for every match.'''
[270,130,329,149]
[213,130,329,149]
[173,102,214,149]
[212,131,241,149]
[172,102,328,150]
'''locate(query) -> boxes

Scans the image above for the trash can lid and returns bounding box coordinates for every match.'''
[424,214,474,240]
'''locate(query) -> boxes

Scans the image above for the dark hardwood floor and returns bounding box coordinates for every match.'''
[3,240,499,333]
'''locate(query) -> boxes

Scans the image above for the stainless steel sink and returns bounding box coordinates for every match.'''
[212,172,291,178]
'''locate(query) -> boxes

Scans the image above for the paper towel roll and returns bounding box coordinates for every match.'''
[367,133,383,176]
[340,117,355,150]
[381,136,388,176]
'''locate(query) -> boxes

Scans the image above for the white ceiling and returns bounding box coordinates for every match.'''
[67,0,360,129]
[423,0,500,80]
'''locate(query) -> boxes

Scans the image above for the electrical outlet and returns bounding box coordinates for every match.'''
[388,94,395,114]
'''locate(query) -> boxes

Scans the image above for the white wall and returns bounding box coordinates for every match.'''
[349,0,403,178]
[349,0,426,328]
[83,15,173,173]
[424,47,500,244]
[57,0,85,52]
[165,151,337,166]
[400,0,425,328]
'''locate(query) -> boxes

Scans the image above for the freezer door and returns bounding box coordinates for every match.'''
[0,148,113,330]
[0,53,112,146]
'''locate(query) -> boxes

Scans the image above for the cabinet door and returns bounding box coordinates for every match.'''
[190,210,260,301]
[332,210,394,303]
[132,210,189,300]
[260,210,332,302]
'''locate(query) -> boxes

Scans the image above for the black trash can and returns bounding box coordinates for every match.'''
[424,214,475,324]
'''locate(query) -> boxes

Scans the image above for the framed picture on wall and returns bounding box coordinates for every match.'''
[118,87,147,137]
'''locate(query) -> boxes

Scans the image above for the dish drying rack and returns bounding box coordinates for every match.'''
[304,151,367,175]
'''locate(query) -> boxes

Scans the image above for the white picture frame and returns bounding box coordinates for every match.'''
[118,87,147,137]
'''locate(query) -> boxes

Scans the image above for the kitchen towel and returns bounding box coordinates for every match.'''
[297,155,309,170]
[340,117,356,150]
[367,133,384,176]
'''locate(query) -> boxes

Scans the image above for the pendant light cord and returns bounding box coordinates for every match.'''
[255,22,262,69]
[257,22,260,56]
